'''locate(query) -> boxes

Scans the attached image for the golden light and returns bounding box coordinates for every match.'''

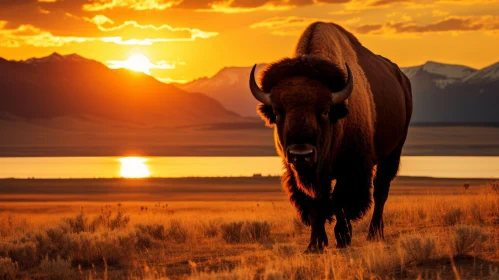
[119,157,151,178]
[121,54,153,74]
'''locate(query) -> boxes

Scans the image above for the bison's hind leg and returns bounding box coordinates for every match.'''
[367,145,403,241]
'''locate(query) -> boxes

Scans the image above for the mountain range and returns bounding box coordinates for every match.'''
[0,53,272,156]
[1,53,498,156]
[175,64,267,117]
[177,60,499,125]
[0,53,239,126]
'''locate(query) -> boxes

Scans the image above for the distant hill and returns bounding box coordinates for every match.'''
[402,61,499,124]
[1,53,498,157]
[176,60,499,125]
[0,53,240,126]
[174,64,267,117]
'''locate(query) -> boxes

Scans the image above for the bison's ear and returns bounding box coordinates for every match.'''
[257,104,276,127]
[330,102,348,122]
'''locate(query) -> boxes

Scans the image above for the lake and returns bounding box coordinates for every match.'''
[0,156,497,179]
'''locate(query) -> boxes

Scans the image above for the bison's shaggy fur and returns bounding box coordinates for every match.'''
[252,21,412,251]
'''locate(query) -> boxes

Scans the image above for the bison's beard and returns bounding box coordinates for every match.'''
[290,165,321,199]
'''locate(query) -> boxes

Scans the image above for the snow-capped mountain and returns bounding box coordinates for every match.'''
[405,61,498,124]
[175,61,499,125]
[462,62,499,84]
[401,61,477,89]
[174,64,267,117]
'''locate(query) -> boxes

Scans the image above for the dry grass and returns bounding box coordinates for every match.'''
[0,182,498,279]
[398,235,437,264]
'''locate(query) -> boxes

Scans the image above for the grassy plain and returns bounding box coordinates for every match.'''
[0,177,498,279]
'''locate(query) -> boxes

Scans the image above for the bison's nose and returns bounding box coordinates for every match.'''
[286,144,317,167]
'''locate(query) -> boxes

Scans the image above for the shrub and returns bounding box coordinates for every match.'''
[202,220,221,238]
[452,225,487,256]
[220,221,271,244]
[168,220,190,243]
[39,255,78,280]
[241,221,271,242]
[470,203,486,225]
[70,232,137,268]
[2,241,38,269]
[265,270,284,280]
[399,235,436,264]
[109,211,130,230]
[98,232,137,267]
[442,207,463,226]
[488,181,499,195]
[0,257,18,280]
[35,227,76,261]
[221,222,244,243]
[65,207,130,233]
[135,224,166,250]
[273,244,299,258]
[416,207,427,221]
[362,243,400,276]
[135,224,166,240]
[71,233,99,267]
[135,232,154,250]
[0,215,30,239]
[65,209,87,234]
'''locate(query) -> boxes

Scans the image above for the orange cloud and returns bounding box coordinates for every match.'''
[83,0,181,11]
[355,16,499,35]
[250,16,360,36]
[250,16,320,36]
[339,0,499,14]
[84,15,219,43]
[81,0,350,12]
[0,16,219,48]
[0,21,92,48]
[195,0,350,13]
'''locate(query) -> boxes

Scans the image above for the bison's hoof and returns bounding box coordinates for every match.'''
[336,242,348,249]
[367,231,384,241]
[334,231,351,248]
[304,245,326,254]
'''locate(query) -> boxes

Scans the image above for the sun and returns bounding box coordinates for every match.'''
[119,157,151,178]
[121,54,153,74]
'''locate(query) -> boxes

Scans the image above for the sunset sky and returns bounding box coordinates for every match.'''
[1,0,499,83]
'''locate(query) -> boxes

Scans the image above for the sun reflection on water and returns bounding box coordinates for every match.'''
[119,157,151,178]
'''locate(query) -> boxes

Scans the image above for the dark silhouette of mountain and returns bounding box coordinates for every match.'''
[0,53,240,126]
[176,61,499,125]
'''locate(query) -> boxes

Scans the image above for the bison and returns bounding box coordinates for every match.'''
[249,22,412,251]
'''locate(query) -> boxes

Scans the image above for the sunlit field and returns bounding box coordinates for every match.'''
[0,179,498,280]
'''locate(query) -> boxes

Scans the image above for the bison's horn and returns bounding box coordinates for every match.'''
[331,63,354,105]
[249,64,272,105]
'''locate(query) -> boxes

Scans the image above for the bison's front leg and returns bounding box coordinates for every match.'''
[332,161,374,248]
[282,171,333,253]
[305,206,328,253]
[334,208,352,248]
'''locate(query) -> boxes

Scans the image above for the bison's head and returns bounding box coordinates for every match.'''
[249,55,353,195]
